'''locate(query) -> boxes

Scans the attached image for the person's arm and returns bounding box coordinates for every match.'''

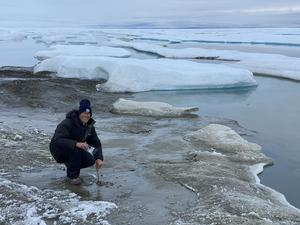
[51,119,76,151]
[87,126,103,161]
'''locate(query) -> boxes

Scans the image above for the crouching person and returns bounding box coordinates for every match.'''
[50,99,103,185]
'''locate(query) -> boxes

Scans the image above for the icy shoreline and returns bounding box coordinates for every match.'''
[249,163,300,212]
[1,27,300,224]
[1,71,300,224]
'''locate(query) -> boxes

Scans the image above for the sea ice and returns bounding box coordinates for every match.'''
[249,163,300,211]
[0,29,26,42]
[0,177,117,225]
[35,44,131,60]
[32,30,106,45]
[184,123,272,164]
[34,56,257,92]
[163,123,300,225]
[234,53,300,81]
[111,98,198,117]
[105,39,219,59]
[102,28,300,46]
[105,39,300,81]
[34,55,257,92]
[184,123,261,153]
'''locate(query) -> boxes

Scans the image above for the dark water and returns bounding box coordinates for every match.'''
[133,76,300,208]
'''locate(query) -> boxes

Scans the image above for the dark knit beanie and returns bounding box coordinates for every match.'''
[79,99,92,116]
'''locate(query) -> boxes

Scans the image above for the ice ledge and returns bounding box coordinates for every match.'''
[249,163,300,212]
[34,56,257,93]
[105,39,300,81]
[184,124,300,212]
[111,98,199,117]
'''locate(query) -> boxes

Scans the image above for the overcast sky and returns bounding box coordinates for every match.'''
[1,0,300,27]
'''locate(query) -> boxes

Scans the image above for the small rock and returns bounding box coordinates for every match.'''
[1,134,7,139]
[34,128,39,133]
[13,134,23,141]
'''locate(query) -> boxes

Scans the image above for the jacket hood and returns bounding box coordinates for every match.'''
[66,109,95,126]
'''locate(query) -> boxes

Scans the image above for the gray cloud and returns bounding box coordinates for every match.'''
[0,0,300,27]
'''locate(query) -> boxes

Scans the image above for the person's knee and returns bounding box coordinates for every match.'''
[88,159,95,167]
[81,153,95,169]
[86,156,95,167]
[50,145,68,163]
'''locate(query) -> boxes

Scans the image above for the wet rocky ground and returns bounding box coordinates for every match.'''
[1,67,300,225]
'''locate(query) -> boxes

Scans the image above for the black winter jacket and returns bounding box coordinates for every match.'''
[50,110,103,163]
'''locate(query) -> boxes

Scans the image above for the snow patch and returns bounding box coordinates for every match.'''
[25,206,47,225]
[0,177,117,225]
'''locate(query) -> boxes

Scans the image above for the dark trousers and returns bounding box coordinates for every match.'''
[65,147,95,179]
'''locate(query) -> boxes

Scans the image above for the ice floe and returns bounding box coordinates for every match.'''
[35,44,131,60]
[33,55,257,92]
[105,39,300,80]
[111,98,198,117]
[233,53,300,81]
[105,39,218,59]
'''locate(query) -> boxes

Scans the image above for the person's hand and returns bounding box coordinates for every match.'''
[76,142,89,150]
[95,159,103,170]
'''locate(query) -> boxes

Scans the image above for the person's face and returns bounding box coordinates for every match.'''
[79,112,91,124]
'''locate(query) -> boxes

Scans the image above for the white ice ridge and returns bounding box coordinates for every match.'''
[111,98,199,117]
[184,124,272,164]
[35,44,131,60]
[105,39,300,81]
[34,56,257,92]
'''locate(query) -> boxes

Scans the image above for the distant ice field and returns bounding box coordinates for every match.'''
[1,27,300,83]
[101,28,300,46]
